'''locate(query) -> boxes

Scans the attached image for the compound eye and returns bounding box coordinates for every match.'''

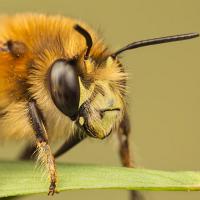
[49,59,80,120]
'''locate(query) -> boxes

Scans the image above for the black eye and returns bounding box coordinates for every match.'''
[48,59,80,120]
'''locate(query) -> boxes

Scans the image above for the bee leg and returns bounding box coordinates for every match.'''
[118,114,144,200]
[54,129,87,158]
[118,114,133,167]
[28,100,57,195]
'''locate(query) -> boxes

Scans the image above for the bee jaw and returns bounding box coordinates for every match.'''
[77,105,120,139]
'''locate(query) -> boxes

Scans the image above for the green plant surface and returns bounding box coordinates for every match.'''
[0,161,200,198]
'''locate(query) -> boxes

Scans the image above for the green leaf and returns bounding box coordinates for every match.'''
[0,161,200,198]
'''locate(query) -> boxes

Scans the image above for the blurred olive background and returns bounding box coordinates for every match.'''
[0,0,200,200]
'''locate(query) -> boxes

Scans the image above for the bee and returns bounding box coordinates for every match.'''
[0,13,198,197]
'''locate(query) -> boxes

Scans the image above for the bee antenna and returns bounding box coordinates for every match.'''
[111,32,199,58]
[74,24,93,60]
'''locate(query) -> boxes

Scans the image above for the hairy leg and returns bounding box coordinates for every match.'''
[28,100,57,195]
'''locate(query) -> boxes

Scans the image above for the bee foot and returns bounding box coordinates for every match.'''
[48,182,58,196]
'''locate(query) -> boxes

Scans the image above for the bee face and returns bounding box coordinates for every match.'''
[44,24,127,140]
[77,57,126,139]
[48,52,126,139]
[47,23,199,140]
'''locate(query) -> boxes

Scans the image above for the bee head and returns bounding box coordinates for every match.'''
[48,24,199,139]
[48,25,126,139]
